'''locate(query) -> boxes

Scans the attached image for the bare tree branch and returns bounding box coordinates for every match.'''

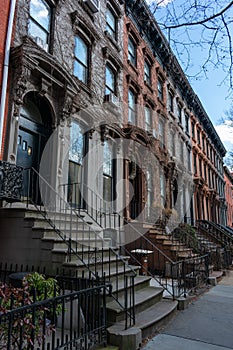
[162,1,233,29]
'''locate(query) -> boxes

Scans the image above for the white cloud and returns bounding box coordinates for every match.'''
[215,121,233,151]
[146,0,174,7]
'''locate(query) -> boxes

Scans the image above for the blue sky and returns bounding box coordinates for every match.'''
[145,0,233,154]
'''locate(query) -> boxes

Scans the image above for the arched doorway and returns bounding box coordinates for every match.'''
[16,92,53,199]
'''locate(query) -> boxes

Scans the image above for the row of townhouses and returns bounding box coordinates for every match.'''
[0,0,233,349]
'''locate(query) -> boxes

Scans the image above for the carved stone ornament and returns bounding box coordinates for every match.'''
[0,161,23,201]
[13,73,28,117]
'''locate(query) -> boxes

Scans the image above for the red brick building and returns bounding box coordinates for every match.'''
[224,166,233,228]
[0,0,17,159]
[123,0,226,226]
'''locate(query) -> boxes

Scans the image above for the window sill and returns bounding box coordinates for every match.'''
[144,80,153,93]
[157,97,165,108]
[169,111,176,119]
[104,31,121,51]
[74,77,92,95]
[127,60,138,75]
[178,122,184,130]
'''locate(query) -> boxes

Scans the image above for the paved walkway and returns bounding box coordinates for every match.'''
[143,271,233,350]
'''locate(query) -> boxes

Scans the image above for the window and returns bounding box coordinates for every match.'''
[158,119,165,148]
[160,172,166,206]
[128,36,137,66]
[69,122,84,165]
[170,132,175,156]
[202,135,205,151]
[145,106,152,132]
[206,142,209,158]
[103,141,114,203]
[28,0,51,50]
[105,65,116,95]
[128,89,136,124]
[185,114,189,133]
[194,153,197,174]
[191,122,195,138]
[178,105,182,124]
[180,140,184,162]
[199,158,202,177]
[157,78,163,100]
[208,168,211,187]
[74,36,89,84]
[68,122,85,207]
[204,163,207,181]
[197,129,201,144]
[187,148,191,171]
[106,7,117,39]
[168,91,174,112]
[146,169,153,217]
[144,60,151,85]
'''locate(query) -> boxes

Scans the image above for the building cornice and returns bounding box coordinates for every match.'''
[125,0,226,157]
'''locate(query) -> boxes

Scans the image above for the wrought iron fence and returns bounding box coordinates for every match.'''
[0,277,109,350]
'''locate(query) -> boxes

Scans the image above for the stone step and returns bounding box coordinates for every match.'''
[170,246,193,252]
[41,230,103,241]
[32,219,102,232]
[61,263,140,280]
[107,299,178,349]
[108,276,152,300]
[106,286,164,324]
[176,251,198,259]
[50,238,112,254]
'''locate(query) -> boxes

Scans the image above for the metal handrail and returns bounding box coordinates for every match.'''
[58,182,211,299]
[23,168,136,328]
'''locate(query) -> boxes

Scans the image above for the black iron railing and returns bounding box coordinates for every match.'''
[196,220,233,268]
[0,278,109,350]
[197,220,233,246]
[60,182,211,299]
[122,218,209,299]
[20,168,136,329]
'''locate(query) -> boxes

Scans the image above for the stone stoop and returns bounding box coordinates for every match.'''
[147,225,199,261]
[107,289,178,350]
[107,274,178,350]
[0,206,178,350]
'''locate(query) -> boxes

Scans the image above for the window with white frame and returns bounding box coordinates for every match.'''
[74,36,89,84]
[128,36,137,66]
[128,89,136,124]
[106,6,117,39]
[28,0,51,50]
[105,64,116,95]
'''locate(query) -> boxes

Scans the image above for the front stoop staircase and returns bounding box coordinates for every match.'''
[146,224,199,260]
[0,205,178,350]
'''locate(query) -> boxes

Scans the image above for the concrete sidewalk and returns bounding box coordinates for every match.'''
[143,271,233,350]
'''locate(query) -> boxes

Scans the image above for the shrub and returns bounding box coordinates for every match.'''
[0,272,60,349]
